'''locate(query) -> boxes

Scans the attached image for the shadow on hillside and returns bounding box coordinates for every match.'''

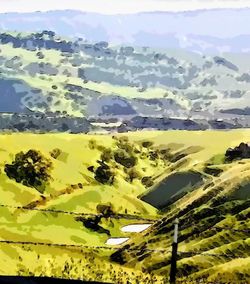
[0,276,111,284]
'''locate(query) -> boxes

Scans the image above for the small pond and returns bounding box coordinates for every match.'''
[121,223,152,233]
[106,237,129,245]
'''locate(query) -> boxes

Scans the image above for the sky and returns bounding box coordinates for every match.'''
[0,0,250,14]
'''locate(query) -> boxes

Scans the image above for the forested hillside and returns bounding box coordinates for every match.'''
[1,30,250,125]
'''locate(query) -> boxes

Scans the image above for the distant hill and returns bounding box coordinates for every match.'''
[0,30,250,129]
[1,9,250,53]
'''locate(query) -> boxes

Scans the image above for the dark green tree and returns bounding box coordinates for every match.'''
[5,149,52,193]
[114,149,137,168]
[94,161,114,185]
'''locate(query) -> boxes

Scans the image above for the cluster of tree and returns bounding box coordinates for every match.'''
[225,142,250,161]
[4,149,52,193]
[94,161,115,185]
[0,113,91,133]
[87,137,160,188]
[88,137,139,185]
[111,136,138,168]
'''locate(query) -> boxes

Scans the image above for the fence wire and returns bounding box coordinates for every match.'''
[0,203,248,259]
[0,203,154,221]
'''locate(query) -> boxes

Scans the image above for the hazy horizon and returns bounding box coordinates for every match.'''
[1,0,250,14]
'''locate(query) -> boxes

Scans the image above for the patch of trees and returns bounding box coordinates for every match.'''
[141,176,154,188]
[125,168,142,183]
[88,136,140,184]
[225,142,250,161]
[87,136,161,187]
[114,149,137,168]
[0,113,91,133]
[141,141,154,148]
[94,161,114,185]
[4,149,52,193]
[100,148,113,163]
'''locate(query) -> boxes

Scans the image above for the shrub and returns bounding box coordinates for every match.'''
[87,166,95,173]
[116,137,133,153]
[50,148,62,159]
[149,150,159,161]
[141,141,154,148]
[114,149,137,168]
[36,51,45,59]
[96,203,114,217]
[88,139,97,150]
[203,166,223,176]
[5,149,52,193]
[141,176,154,188]
[100,148,113,162]
[126,168,141,183]
[76,216,110,235]
[97,145,106,152]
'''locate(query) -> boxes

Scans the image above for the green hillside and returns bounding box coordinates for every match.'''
[0,130,249,283]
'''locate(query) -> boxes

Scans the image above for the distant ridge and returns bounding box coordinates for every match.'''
[0,9,250,52]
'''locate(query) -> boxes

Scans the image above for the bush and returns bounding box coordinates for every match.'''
[100,148,113,162]
[126,168,141,183]
[141,141,154,148]
[141,176,154,188]
[87,166,95,173]
[88,139,97,150]
[36,51,45,59]
[96,203,114,217]
[149,150,159,161]
[116,136,134,153]
[94,162,114,185]
[50,148,62,159]
[114,149,137,168]
[5,150,52,193]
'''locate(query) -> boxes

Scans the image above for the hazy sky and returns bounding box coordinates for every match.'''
[0,0,250,14]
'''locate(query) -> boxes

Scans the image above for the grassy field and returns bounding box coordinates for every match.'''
[0,130,250,283]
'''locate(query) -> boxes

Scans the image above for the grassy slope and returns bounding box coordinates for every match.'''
[0,42,178,117]
[0,132,166,283]
[110,130,250,283]
[0,130,250,283]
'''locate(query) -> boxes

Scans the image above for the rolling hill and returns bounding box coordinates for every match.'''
[0,9,249,283]
[0,30,250,128]
[0,130,249,283]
